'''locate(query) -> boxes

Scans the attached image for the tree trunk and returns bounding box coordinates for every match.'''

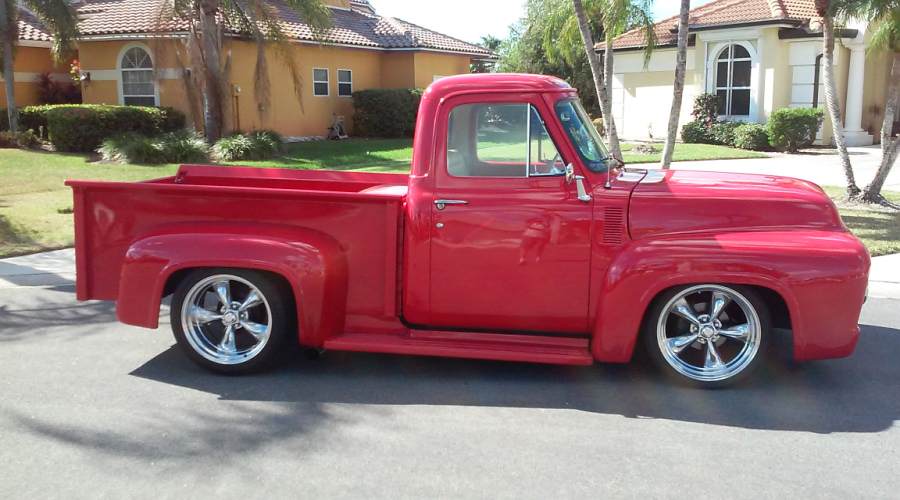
[199,0,224,142]
[603,33,622,159]
[571,0,622,160]
[821,15,860,197]
[660,0,690,169]
[0,0,18,134]
[861,52,900,203]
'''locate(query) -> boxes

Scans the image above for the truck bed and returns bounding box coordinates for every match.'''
[66,164,408,330]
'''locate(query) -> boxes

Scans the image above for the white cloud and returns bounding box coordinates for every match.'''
[370,0,525,43]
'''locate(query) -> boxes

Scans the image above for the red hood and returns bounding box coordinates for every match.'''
[628,169,844,240]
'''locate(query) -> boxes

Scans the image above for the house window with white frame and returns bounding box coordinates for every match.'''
[714,44,752,117]
[313,68,329,96]
[120,46,156,106]
[337,69,352,96]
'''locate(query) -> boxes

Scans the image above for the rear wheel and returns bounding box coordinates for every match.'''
[643,284,770,388]
[171,269,294,374]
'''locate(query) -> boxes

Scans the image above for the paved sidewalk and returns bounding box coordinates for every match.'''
[1,247,897,299]
[634,145,900,191]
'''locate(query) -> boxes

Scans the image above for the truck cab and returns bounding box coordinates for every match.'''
[67,73,870,387]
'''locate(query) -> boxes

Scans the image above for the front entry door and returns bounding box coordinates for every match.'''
[428,100,593,334]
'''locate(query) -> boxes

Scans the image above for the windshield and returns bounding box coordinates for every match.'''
[554,99,610,173]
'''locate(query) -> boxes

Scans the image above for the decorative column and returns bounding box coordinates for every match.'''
[842,42,874,146]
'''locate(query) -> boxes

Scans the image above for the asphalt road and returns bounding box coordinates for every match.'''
[1,281,899,498]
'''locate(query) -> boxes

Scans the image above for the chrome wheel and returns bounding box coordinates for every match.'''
[180,274,272,365]
[656,285,762,382]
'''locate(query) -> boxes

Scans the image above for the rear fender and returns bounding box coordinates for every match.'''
[117,223,347,348]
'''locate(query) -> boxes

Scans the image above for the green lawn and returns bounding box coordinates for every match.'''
[823,187,900,257]
[0,142,895,258]
[619,142,767,164]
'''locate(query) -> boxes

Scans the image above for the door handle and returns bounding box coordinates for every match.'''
[434,199,468,210]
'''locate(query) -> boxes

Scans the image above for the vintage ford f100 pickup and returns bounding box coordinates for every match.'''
[66,74,870,387]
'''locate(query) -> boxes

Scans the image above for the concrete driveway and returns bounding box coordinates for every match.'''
[635,145,900,191]
[2,251,900,498]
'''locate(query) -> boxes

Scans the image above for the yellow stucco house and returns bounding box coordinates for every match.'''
[600,0,897,146]
[14,0,493,137]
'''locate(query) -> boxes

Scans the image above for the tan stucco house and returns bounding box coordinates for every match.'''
[600,0,896,146]
[13,0,493,137]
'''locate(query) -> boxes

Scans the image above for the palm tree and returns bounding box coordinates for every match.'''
[571,0,655,160]
[835,0,900,204]
[816,0,861,197]
[660,0,690,169]
[0,0,78,133]
[167,0,332,141]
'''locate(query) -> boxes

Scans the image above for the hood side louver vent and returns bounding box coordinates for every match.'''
[602,207,626,245]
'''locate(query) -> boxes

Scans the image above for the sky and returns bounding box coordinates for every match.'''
[370,0,717,44]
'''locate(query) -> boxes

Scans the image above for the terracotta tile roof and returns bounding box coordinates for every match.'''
[600,0,820,50]
[17,9,52,42]
[17,0,494,57]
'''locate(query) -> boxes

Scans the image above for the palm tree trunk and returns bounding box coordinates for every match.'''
[0,0,18,134]
[572,0,622,160]
[660,0,690,170]
[861,52,900,203]
[821,15,860,197]
[602,33,622,159]
[199,0,224,142]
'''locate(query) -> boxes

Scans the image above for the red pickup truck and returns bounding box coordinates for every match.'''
[67,74,869,387]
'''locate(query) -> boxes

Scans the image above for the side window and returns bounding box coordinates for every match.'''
[447,103,564,178]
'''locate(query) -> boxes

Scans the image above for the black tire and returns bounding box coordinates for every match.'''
[642,284,771,388]
[170,268,296,374]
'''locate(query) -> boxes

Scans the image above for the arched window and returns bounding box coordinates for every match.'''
[714,44,752,117]
[120,46,156,106]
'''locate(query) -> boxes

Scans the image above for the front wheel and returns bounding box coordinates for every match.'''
[170,269,295,374]
[643,284,770,388]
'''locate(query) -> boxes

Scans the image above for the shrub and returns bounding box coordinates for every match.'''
[36,73,81,104]
[99,131,208,164]
[691,93,719,128]
[45,105,188,152]
[351,88,423,137]
[681,120,715,144]
[766,107,824,153]
[158,106,187,132]
[732,123,770,151]
[19,105,54,138]
[212,130,282,161]
[0,130,40,149]
[711,121,741,147]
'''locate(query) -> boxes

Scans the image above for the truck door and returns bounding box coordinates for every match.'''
[427,95,593,334]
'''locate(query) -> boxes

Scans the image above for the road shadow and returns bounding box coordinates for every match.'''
[131,323,900,434]
[0,285,114,341]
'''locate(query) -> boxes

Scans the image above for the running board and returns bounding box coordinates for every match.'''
[323,330,594,366]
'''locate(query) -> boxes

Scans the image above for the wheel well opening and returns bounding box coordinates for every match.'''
[163,267,296,309]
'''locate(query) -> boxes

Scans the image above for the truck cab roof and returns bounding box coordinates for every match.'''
[425,73,576,99]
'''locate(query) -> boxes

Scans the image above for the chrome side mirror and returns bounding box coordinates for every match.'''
[564,163,591,203]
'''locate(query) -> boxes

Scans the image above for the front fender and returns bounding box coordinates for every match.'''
[117,222,347,348]
[592,230,869,363]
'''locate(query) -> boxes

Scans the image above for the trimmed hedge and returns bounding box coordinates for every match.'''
[733,123,770,151]
[99,131,209,164]
[681,120,714,144]
[351,88,423,137]
[45,105,187,152]
[767,107,823,153]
